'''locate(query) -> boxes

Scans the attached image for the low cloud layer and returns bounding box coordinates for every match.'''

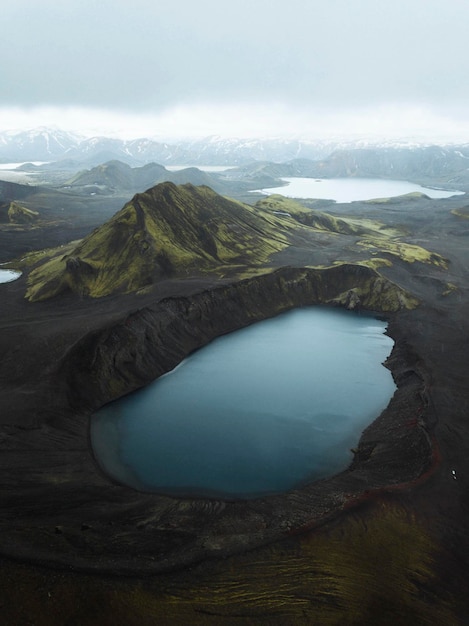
[2,0,469,140]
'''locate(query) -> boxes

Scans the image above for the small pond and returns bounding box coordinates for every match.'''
[91,307,396,499]
[0,269,21,283]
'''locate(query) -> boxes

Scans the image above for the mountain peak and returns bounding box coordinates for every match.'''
[25,183,290,301]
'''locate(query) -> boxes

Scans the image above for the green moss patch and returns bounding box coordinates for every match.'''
[357,238,448,268]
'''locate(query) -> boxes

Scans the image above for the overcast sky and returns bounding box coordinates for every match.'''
[2,0,469,141]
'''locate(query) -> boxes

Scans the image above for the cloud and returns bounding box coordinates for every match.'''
[2,1,469,140]
[2,102,469,143]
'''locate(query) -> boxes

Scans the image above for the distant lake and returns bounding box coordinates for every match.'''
[165,165,236,172]
[0,162,48,183]
[0,269,21,283]
[254,177,464,203]
[91,307,395,499]
[0,162,48,169]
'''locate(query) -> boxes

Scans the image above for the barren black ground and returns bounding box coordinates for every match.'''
[1,177,469,623]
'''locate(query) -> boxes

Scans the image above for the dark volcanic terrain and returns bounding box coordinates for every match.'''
[1,175,469,623]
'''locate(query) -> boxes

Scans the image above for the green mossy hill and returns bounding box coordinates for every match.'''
[356,238,448,268]
[25,183,292,301]
[66,160,167,191]
[451,205,469,219]
[65,161,229,194]
[365,191,430,204]
[255,195,393,236]
[0,201,39,224]
[258,194,448,268]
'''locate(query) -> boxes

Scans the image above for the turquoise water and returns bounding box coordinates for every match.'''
[91,307,395,499]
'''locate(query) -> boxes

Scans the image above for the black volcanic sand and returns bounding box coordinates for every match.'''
[1,194,469,623]
[0,182,130,263]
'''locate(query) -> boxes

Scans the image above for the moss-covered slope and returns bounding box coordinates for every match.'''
[25,183,292,300]
[255,194,396,236]
[257,194,449,267]
[0,201,39,224]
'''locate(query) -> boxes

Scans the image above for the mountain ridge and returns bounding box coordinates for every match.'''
[24,183,294,300]
[64,160,237,195]
[3,128,469,172]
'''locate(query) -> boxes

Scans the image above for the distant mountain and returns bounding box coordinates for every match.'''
[0,128,80,162]
[175,136,335,164]
[64,160,236,195]
[2,128,469,189]
[295,147,469,185]
[0,129,202,165]
[228,148,469,189]
[61,135,336,166]
[66,160,167,191]
[0,127,425,166]
[66,136,130,158]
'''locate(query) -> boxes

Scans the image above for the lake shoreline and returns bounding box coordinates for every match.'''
[91,307,395,499]
[252,176,464,202]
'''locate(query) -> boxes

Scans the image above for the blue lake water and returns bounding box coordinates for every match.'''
[254,177,464,203]
[91,307,396,499]
[0,269,21,283]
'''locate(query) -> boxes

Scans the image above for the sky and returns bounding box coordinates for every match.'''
[2,0,469,142]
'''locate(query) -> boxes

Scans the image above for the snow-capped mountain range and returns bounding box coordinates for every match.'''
[2,127,468,167]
